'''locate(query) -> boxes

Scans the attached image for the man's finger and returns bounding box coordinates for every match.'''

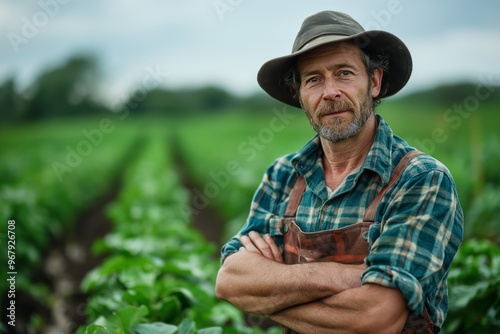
[248,231,276,260]
[240,235,259,253]
[264,233,284,263]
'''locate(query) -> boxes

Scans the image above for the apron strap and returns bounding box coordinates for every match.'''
[363,150,424,222]
[284,176,306,218]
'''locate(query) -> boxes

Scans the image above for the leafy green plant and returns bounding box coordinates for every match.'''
[465,186,500,244]
[443,239,500,333]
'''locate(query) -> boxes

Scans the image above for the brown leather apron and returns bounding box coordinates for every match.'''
[280,150,435,334]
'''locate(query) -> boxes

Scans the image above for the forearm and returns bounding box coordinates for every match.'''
[215,249,364,314]
[270,300,356,334]
[270,284,409,334]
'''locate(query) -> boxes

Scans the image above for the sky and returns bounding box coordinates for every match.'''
[1,0,500,105]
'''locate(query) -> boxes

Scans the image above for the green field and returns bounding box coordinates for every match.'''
[1,97,499,333]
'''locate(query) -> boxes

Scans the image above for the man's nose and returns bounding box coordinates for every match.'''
[323,78,341,101]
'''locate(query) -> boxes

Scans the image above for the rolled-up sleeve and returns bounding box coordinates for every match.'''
[362,168,464,318]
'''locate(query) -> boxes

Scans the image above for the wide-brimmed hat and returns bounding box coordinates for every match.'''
[257,11,412,108]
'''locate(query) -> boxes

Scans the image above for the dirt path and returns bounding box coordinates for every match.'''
[170,137,279,331]
[170,137,225,253]
[45,180,121,333]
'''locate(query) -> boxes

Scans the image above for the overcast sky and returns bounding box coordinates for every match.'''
[2,0,500,104]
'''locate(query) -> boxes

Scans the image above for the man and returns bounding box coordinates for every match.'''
[215,10,463,334]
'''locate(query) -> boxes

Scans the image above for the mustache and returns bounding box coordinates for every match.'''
[317,99,354,116]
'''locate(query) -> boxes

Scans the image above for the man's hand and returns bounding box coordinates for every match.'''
[240,231,283,263]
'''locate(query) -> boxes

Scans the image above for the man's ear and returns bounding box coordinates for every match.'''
[371,68,384,98]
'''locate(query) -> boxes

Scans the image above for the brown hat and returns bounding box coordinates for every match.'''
[257,11,412,108]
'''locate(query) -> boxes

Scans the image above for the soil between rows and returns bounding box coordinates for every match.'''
[170,137,225,252]
[171,138,278,331]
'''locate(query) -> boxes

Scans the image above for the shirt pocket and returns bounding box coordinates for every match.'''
[269,216,293,252]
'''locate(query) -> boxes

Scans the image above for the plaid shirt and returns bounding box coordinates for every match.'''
[221,115,464,329]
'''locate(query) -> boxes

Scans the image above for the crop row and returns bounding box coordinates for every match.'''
[0,120,139,306]
[78,132,279,333]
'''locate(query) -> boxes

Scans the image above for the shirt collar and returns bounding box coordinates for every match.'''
[291,134,322,176]
[361,114,393,184]
[291,114,394,184]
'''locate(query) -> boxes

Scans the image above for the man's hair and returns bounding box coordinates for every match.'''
[284,47,389,109]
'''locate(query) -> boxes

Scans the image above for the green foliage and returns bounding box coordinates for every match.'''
[465,185,500,243]
[443,239,500,333]
[79,132,270,333]
[82,305,151,334]
[0,118,138,299]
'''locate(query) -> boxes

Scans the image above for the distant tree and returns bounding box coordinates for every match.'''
[24,55,102,120]
[0,77,24,122]
[195,86,236,112]
[128,86,239,115]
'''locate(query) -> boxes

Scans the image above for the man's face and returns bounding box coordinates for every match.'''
[297,42,382,143]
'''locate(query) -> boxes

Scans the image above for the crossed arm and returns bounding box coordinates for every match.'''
[215,231,409,333]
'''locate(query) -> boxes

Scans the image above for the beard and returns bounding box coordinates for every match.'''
[304,91,374,143]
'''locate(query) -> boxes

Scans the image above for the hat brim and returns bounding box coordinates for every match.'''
[257,31,412,108]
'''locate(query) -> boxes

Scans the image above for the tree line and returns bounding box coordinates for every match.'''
[1,54,498,123]
[0,54,282,123]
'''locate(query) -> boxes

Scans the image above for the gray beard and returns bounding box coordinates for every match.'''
[307,93,373,143]
[314,107,371,142]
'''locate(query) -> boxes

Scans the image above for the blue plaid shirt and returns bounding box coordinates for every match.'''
[221,115,464,328]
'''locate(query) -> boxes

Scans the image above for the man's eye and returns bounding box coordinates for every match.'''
[339,71,352,77]
[305,77,319,84]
